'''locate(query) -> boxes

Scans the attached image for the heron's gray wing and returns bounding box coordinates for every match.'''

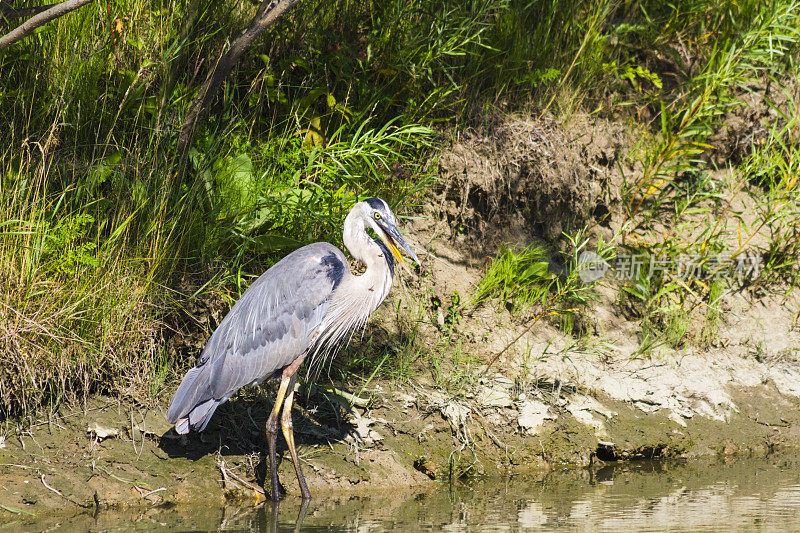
[166,243,347,433]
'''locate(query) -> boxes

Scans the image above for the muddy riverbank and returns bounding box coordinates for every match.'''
[2,355,800,516]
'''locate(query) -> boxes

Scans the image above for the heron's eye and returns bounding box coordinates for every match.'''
[374,212,381,220]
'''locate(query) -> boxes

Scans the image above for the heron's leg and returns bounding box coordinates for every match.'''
[281,372,311,500]
[267,501,280,532]
[267,375,291,501]
[294,498,311,532]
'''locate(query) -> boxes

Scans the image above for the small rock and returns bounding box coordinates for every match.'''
[668,411,688,427]
[427,390,447,408]
[567,395,617,418]
[566,395,616,436]
[770,365,800,396]
[442,401,471,431]
[417,423,435,443]
[633,400,660,413]
[87,422,119,441]
[395,392,416,407]
[413,457,439,479]
[477,385,513,408]
[569,408,605,432]
[345,411,383,446]
[518,400,555,434]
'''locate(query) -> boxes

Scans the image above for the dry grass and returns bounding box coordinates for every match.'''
[0,259,167,419]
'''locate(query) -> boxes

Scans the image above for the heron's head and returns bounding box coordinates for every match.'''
[358,198,421,274]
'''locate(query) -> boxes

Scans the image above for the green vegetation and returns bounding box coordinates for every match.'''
[4,0,800,421]
[472,231,613,333]
[473,244,554,314]
[469,0,800,359]
[608,1,800,350]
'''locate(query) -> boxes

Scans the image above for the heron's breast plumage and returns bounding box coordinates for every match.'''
[309,245,394,371]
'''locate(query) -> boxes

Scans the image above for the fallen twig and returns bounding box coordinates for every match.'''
[41,474,91,508]
[218,459,235,490]
[752,416,791,428]
[134,486,166,500]
[0,0,94,51]
[218,461,265,496]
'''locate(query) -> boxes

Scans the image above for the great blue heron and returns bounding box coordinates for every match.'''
[166,198,420,501]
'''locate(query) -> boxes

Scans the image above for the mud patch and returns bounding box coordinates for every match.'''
[436,113,631,249]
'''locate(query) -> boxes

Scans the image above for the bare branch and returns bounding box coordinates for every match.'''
[1,1,59,22]
[175,0,299,169]
[0,0,93,51]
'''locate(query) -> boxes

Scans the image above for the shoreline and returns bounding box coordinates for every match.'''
[3,358,800,517]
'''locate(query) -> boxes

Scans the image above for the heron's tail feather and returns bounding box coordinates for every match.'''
[173,398,221,434]
[167,366,219,433]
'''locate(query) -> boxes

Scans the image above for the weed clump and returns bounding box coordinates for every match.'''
[473,245,554,314]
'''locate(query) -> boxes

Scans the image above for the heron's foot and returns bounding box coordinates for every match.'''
[253,488,267,505]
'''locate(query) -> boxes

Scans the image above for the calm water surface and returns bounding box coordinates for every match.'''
[7,456,800,532]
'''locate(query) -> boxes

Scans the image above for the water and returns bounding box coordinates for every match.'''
[6,456,800,532]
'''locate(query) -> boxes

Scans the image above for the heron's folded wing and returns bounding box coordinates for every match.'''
[166,243,347,425]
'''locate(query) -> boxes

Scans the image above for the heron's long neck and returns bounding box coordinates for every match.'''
[342,212,394,308]
[309,211,395,368]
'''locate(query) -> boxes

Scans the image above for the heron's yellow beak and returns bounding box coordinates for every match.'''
[377,222,420,276]
[384,233,412,275]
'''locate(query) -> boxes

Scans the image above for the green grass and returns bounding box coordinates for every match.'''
[472,231,614,336]
[4,0,800,419]
[472,244,554,314]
